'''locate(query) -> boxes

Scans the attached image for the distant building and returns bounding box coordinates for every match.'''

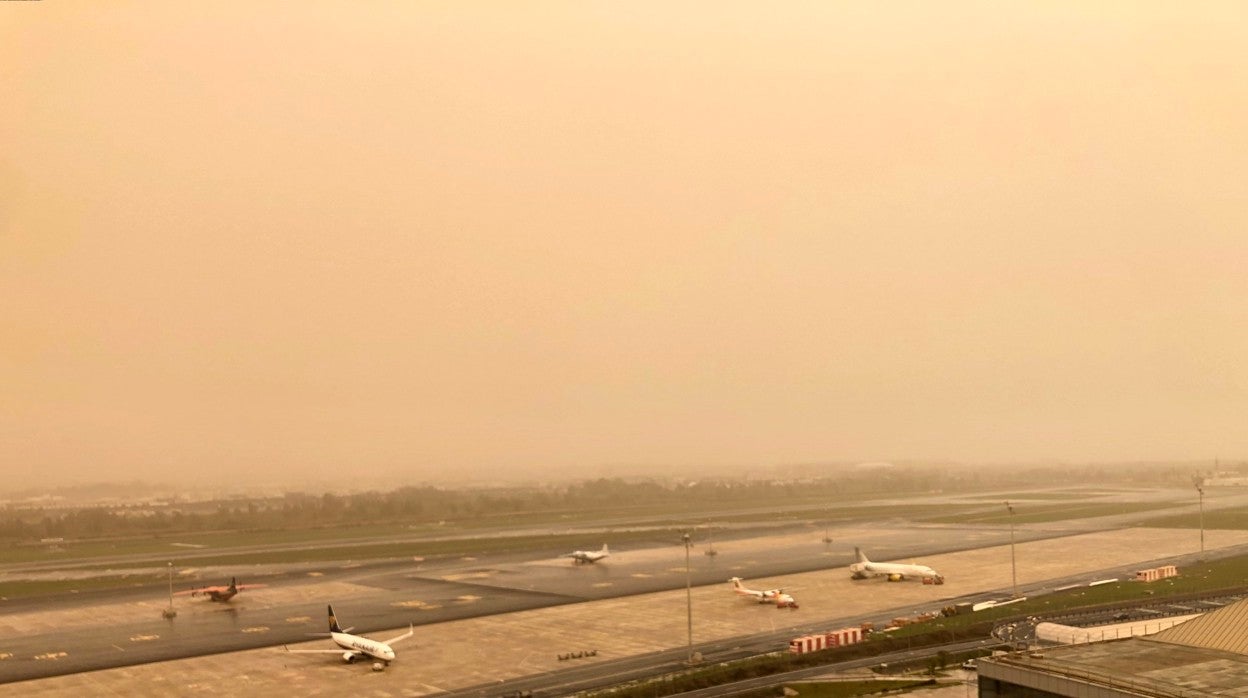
[979,596,1248,697]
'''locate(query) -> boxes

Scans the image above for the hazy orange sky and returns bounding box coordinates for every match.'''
[3,2,1246,487]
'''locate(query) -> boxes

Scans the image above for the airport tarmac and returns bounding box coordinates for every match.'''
[0,520,1049,684]
[4,525,1247,697]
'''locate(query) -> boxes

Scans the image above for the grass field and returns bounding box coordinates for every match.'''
[2,501,997,569]
[1135,507,1248,530]
[924,501,1174,525]
[962,490,1126,501]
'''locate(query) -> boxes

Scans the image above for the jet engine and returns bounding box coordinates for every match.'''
[342,651,358,663]
[886,573,904,582]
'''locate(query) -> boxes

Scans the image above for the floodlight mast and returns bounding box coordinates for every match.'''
[683,532,695,664]
[1195,478,1205,559]
[163,562,177,619]
[1005,501,1018,598]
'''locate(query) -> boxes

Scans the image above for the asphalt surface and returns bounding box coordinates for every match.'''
[0,521,1054,685]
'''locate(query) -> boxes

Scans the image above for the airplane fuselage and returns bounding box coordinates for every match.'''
[734,588,778,603]
[851,547,943,583]
[730,577,798,608]
[566,545,609,564]
[201,589,238,602]
[851,560,939,581]
[331,631,396,663]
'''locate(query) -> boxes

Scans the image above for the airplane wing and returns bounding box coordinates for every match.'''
[235,584,267,590]
[285,646,358,654]
[382,624,414,645]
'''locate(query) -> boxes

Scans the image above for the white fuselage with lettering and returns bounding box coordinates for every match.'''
[332,631,396,662]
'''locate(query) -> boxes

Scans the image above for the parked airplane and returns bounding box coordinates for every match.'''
[850,547,943,584]
[176,577,265,602]
[730,577,798,609]
[285,604,413,668]
[565,544,610,564]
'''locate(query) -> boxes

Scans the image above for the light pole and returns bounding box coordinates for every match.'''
[1005,501,1017,598]
[1196,479,1205,558]
[162,562,177,619]
[683,532,696,664]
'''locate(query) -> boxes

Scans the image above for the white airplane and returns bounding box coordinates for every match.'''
[565,544,610,564]
[285,605,413,668]
[850,547,944,584]
[730,577,799,609]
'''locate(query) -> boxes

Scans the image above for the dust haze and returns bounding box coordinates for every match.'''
[3,3,1247,490]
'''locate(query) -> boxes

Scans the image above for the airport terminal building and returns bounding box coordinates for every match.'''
[977,597,1248,697]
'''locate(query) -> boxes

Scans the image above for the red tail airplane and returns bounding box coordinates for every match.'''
[176,577,265,602]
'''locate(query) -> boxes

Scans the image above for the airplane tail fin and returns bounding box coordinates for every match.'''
[327,604,344,633]
[855,547,869,564]
[229,577,237,591]
[730,577,743,589]
[602,544,609,554]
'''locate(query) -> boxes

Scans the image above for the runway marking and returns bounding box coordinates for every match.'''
[392,600,441,610]
[630,573,652,578]
[285,616,313,624]
[170,543,206,548]
[0,652,11,660]
[455,595,481,603]
[129,635,159,642]
[306,572,323,577]
[34,651,68,660]
[592,582,613,587]
[241,626,269,633]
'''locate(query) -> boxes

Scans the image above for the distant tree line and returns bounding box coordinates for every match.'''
[0,463,1203,543]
